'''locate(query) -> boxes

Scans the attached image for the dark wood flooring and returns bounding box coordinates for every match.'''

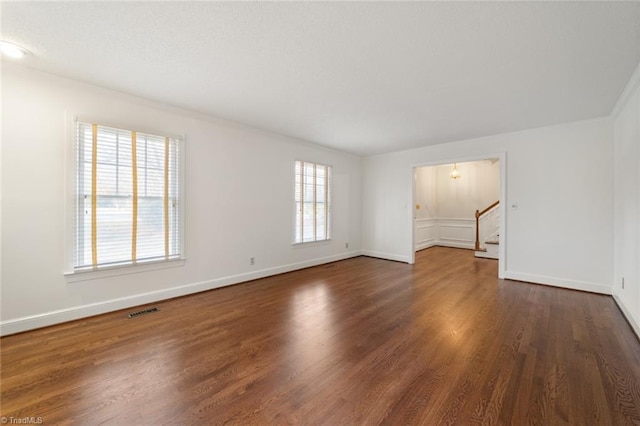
[2,247,640,424]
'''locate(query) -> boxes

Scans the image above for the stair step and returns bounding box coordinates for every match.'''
[475,245,498,259]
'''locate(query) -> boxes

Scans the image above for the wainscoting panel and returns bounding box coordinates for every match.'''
[415,218,475,251]
[415,219,437,250]
[438,219,475,249]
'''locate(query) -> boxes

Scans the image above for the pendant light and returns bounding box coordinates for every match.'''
[450,163,461,179]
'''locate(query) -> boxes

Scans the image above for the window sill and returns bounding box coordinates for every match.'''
[292,239,332,247]
[65,258,186,283]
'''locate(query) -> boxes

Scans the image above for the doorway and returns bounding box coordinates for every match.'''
[410,154,506,279]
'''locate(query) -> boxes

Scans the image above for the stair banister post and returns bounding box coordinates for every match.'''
[475,209,480,251]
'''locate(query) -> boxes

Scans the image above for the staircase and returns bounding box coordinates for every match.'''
[474,201,499,260]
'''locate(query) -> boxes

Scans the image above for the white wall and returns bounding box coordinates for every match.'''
[363,117,614,294]
[0,63,362,335]
[434,161,499,219]
[414,166,436,220]
[414,167,438,250]
[613,63,640,337]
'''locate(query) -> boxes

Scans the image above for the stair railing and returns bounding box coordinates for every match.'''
[475,200,499,251]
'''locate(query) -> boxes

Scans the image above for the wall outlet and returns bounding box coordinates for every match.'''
[622,277,625,289]
[250,257,255,266]
[345,242,349,249]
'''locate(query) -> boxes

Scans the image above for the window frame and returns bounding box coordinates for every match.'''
[64,115,186,281]
[293,160,332,245]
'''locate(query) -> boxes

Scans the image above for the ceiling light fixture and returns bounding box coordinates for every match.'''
[450,163,461,179]
[0,41,30,59]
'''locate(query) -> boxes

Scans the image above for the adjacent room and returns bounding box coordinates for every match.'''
[413,159,501,261]
[2,1,640,424]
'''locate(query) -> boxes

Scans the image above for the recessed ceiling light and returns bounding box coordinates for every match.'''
[0,41,30,59]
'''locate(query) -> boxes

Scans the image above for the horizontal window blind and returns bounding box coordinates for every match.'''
[74,122,181,270]
[294,160,331,244]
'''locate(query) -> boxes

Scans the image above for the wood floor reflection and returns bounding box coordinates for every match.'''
[2,247,640,424]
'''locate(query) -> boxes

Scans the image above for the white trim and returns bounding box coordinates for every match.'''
[612,294,640,340]
[72,114,188,143]
[498,154,506,279]
[361,250,411,263]
[415,241,437,251]
[1,251,362,336]
[504,271,612,295]
[415,218,437,251]
[432,241,475,250]
[612,61,640,117]
[437,236,473,243]
[415,218,436,223]
[414,218,477,251]
[438,223,474,229]
[409,164,417,264]
[475,249,498,259]
[65,258,186,283]
[63,112,76,274]
[292,239,332,248]
[178,134,187,265]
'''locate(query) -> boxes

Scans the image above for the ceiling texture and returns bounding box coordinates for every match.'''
[2,1,640,156]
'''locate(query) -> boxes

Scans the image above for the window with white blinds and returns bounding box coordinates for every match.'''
[74,122,182,271]
[294,160,331,244]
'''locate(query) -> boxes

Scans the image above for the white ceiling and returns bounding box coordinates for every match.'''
[2,2,639,156]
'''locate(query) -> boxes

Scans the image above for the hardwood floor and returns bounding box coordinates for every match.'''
[2,247,640,424]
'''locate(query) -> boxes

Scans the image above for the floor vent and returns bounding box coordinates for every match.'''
[128,307,159,318]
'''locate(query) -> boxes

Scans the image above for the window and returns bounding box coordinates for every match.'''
[74,122,182,271]
[294,160,331,244]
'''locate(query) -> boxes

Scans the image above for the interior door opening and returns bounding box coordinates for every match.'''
[410,155,506,278]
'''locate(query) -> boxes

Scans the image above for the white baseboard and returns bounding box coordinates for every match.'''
[504,271,612,295]
[612,294,640,340]
[0,250,363,336]
[433,241,475,250]
[361,250,411,263]
[415,241,437,251]
[474,250,498,259]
